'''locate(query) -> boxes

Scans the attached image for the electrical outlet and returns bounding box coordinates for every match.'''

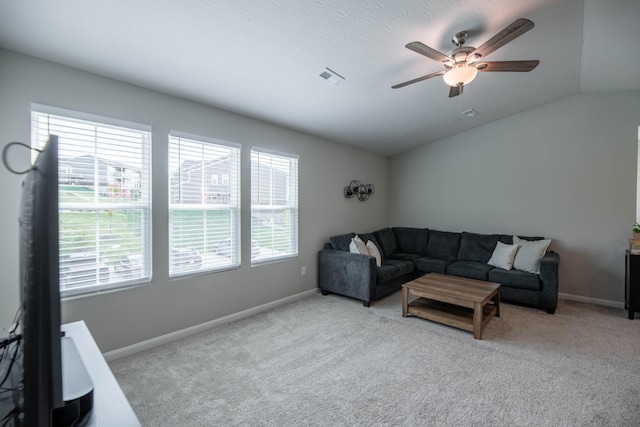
[301,266,307,276]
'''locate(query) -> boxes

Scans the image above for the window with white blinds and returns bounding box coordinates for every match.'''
[31,106,152,297]
[251,148,298,264]
[169,132,241,276]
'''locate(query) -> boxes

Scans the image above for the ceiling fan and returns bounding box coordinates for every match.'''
[392,18,540,97]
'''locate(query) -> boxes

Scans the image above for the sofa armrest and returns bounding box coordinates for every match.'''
[318,249,377,305]
[538,251,560,312]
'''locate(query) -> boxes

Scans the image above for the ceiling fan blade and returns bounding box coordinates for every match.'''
[406,41,451,63]
[449,85,462,98]
[475,60,539,72]
[472,18,535,59]
[392,70,445,89]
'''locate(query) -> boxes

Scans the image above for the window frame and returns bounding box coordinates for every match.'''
[251,147,299,265]
[168,130,242,277]
[31,104,152,297]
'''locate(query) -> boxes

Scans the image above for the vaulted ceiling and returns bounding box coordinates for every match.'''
[1,0,638,156]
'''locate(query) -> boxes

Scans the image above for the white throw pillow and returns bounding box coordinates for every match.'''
[366,240,382,267]
[487,241,520,270]
[512,236,551,274]
[349,235,368,255]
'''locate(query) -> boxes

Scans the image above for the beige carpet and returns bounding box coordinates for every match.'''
[109,292,640,426]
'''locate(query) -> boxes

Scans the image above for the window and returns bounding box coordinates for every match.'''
[169,132,241,275]
[31,105,152,297]
[251,148,298,264]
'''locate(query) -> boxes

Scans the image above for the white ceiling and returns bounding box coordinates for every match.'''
[0,0,638,156]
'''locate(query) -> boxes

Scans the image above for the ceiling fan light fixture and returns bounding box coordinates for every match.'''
[443,65,478,87]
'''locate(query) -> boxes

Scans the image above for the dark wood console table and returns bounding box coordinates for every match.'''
[624,250,640,320]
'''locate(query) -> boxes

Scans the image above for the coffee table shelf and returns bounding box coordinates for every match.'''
[402,273,500,340]
[407,298,498,335]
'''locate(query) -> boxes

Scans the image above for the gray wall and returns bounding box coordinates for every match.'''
[0,49,390,351]
[390,91,640,305]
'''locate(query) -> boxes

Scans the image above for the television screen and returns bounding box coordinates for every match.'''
[19,134,64,426]
[0,135,93,426]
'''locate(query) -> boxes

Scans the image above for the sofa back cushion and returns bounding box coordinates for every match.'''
[373,227,398,257]
[358,232,381,254]
[329,233,356,252]
[499,235,545,245]
[457,232,500,263]
[512,236,551,274]
[426,230,461,260]
[392,227,429,255]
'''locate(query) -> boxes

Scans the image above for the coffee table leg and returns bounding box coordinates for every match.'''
[473,302,482,340]
[495,290,500,318]
[402,286,408,317]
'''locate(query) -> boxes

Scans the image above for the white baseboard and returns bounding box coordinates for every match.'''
[103,288,319,362]
[558,292,624,309]
[104,289,624,361]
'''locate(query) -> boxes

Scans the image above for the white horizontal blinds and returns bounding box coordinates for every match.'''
[169,132,241,275]
[251,148,298,263]
[31,108,152,297]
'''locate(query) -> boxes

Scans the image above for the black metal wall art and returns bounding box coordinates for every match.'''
[343,180,375,201]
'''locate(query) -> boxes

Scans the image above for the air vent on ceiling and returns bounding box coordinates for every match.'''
[319,68,345,86]
[461,108,479,118]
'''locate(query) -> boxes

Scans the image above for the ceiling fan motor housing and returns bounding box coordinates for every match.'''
[452,31,468,47]
[446,46,476,68]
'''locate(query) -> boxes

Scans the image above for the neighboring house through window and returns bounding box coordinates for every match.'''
[169,131,241,275]
[251,148,298,264]
[31,105,152,297]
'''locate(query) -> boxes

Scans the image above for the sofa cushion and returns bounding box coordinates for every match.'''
[512,236,551,274]
[446,261,495,281]
[392,227,429,255]
[414,256,453,274]
[330,233,355,252]
[488,268,541,291]
[377,259,415,283]
[457,232,499,263]
[499,235,545,245]
[349,235,367,254]
[358,232,380,252]
[365,240,382,267]
[389,253,423,262]
[373,227,398,258]
[426,230,461,260]
[487,241,520,270]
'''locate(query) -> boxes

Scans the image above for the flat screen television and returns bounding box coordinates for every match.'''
[10,134,94,426]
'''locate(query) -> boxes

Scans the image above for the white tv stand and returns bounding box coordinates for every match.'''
[61,321,140,427]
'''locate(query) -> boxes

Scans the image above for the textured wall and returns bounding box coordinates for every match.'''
[390,91,640,305]
[0,49,389,351]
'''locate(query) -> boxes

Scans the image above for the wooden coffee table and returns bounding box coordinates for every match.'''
[402,273,500,340]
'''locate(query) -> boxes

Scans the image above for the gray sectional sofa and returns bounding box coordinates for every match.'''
[318,227,559,313]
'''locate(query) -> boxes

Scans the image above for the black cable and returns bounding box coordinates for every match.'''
[0,334,21,427]
[0,335,21,389]
[0,308,22,397]
[0,336,21,352]
[8,308,20,336]
[2,141,40,175]
[1,307,21,360]
[0,334,20,383]
[1,405,19,427]
[1,307,20,339]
